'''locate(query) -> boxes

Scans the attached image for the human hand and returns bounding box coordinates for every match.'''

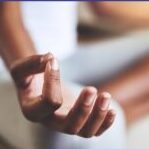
[11,53,116,138]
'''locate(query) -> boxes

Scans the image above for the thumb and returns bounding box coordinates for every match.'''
[42,57,63,111]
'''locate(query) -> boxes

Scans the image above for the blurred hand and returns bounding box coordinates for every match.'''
[10,53,116,138]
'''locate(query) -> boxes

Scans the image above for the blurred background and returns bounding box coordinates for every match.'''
[77,2,149,149]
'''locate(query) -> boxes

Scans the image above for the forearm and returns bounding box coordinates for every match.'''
[100,55,149,101]
[0,2,36,69]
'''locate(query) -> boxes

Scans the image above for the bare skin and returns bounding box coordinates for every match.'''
[0,2,115,138]
[90,2,149,30]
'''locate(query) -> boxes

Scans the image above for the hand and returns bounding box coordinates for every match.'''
[11,53,116,138]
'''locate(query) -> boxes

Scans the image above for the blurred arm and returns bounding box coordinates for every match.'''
[100,55,149,101]
[89,2,149,28]
[0,2,36,69]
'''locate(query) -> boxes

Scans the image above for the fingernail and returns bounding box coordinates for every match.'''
[51,58,59,70]
[84,95,94,106]
[84,88,97,106]
[98,94,110,110]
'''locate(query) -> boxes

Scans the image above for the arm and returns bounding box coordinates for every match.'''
[0,2,35,68]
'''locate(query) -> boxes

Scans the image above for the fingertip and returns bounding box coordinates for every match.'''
[108,109,116,117]
[101,92,112,99]
[83,86,97,96]
[40,53,53,65]
[82,87,97,101]
[44,52,53,60]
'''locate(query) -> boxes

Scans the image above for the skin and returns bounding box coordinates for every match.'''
[90,2,149,29]
[0,2,115,138]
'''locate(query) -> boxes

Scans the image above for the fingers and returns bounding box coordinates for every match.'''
[42,57,63,111]
[63,89,116,138]
[96,109,116,136]
[79,92,111,138]
[64,87,97,134]
[11,53,52,88]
